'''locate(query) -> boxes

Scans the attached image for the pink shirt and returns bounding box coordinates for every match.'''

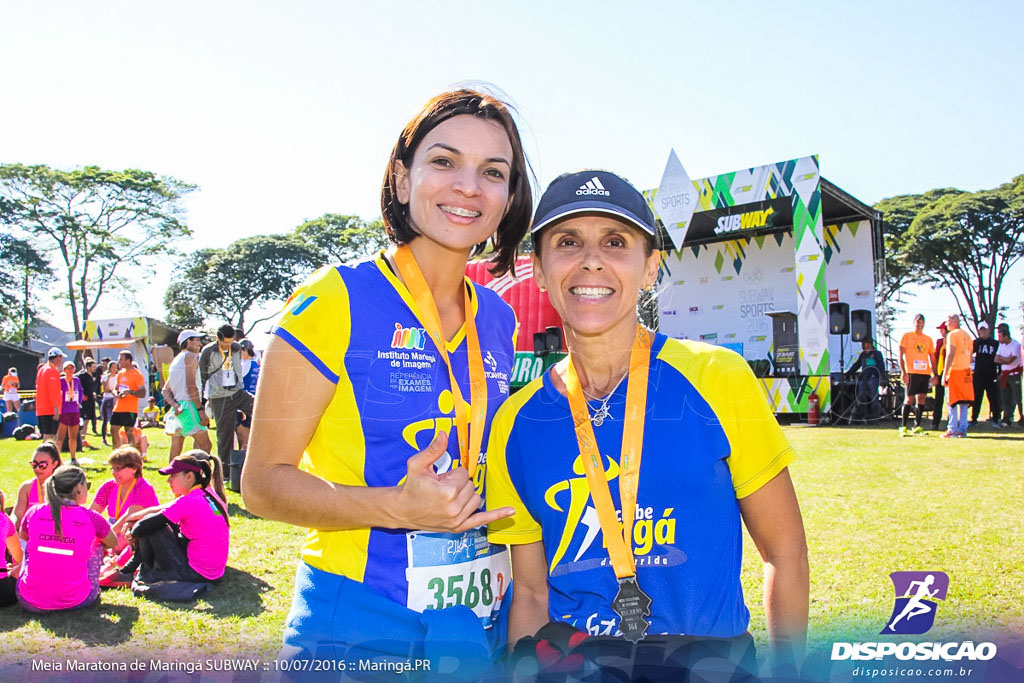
[163,488,229,580]
[92,477,160,523]
[1,514,14,579]
[18,503,110,610]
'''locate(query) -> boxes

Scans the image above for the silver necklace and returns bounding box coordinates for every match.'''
[582,371,628,427]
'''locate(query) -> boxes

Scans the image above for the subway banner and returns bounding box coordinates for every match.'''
[647,156,875,413]
[654,221,875,411]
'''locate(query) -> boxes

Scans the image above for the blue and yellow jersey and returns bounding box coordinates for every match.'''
[273,254,516,609]
[486,333,793,638]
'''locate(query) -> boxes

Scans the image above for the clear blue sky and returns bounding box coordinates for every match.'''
[3,1,1022,343]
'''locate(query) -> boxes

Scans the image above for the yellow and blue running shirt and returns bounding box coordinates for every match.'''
[486,333,793,638]
[273,254,516,620]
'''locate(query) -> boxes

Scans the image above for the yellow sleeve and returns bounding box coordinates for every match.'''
[486,382,543,545]
[660,340,793,499]
[273,266,350,383]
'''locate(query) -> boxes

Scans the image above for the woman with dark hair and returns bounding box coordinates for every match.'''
[486,171,808,678]
[13,442,62,530]
[17,465,117,611]
[119,453,229,599]
[242,88,533,667]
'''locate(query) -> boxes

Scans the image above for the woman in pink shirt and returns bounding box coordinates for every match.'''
[120,452,230,599]
[17,466,117,611]
[1,509,24,607]
[13,443,62,531]
[90,446,160,549]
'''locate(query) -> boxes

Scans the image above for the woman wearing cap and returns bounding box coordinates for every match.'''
[118,452,229,596]
[2,367,19,414]
[55,360,84,466]
[13,442,62,530]
[486,171,808,675]
[17,465,117,611]
[90,446,160,547]
[163,330,212,463]
[243,88,532,668]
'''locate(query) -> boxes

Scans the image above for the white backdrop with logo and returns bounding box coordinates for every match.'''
[656,220,876,373]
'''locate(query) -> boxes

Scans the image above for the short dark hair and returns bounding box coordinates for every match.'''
[380,88,533,277]
[217,324,235,340]
[118,350,133,362]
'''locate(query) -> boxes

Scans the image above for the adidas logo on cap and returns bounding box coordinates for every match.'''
[576,176,610,197]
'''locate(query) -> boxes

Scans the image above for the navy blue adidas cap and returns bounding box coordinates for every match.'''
[531,170,657,236]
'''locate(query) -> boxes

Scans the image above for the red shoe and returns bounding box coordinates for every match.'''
[99,569,134,589]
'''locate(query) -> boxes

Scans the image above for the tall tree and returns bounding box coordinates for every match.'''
[293,213,388,266]
[874,188,961,305]
[0,164,196,339]
[883,175,1024,331]
[164,235,318,334]
[0,234,53,343]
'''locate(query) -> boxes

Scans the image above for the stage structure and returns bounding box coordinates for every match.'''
[646,155,883,414]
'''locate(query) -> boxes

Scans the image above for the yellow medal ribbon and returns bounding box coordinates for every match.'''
[392,246,487,485]
[114,478,137,520]
[565,325,652,579]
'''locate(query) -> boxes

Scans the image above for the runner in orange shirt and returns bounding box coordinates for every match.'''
[2,368,20,413]
[111,351,146,449]
[941,314,974,438]
[898,314,934,436]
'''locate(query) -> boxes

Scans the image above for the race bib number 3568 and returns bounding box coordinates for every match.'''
[405,527,509,628]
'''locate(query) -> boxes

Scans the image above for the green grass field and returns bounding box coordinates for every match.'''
[0,421,1021,668]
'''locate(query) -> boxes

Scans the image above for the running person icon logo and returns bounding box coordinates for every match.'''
[882,571,949,634]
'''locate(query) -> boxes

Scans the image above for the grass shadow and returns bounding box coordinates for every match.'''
[1,602,140,646]
[152,566,273,619]
[227,502,259,521]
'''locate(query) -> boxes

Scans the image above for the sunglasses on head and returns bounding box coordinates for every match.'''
[29,460,53,470]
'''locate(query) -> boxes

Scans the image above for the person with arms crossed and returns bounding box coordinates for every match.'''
[994,323,1022,427]
[486,171,808,679]
[970,321,1001,427]
[898,314,934,436]
[242,88,532,673]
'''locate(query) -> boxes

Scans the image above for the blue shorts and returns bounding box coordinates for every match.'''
[280,562,508,681]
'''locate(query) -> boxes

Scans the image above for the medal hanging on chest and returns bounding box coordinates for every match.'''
[565,326,654,643]
[392,246,487,483]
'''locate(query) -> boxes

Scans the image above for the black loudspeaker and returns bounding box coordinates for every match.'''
[829,302,850,335]
[851,309,872,342]
[545,326,563,353]
[533,332,549,356]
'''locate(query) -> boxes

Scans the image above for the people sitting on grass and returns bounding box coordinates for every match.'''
[1,504,23,608]
[13,443,62,531]
[90,446,160,548]
[56,361,84,467]
[17,465,117,612]
[138,397,163,429]
[110,452,229,600]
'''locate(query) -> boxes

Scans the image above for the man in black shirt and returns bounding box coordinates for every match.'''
[76,359,99,436]
[847,337,888,421]
[970,321,1001,426]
